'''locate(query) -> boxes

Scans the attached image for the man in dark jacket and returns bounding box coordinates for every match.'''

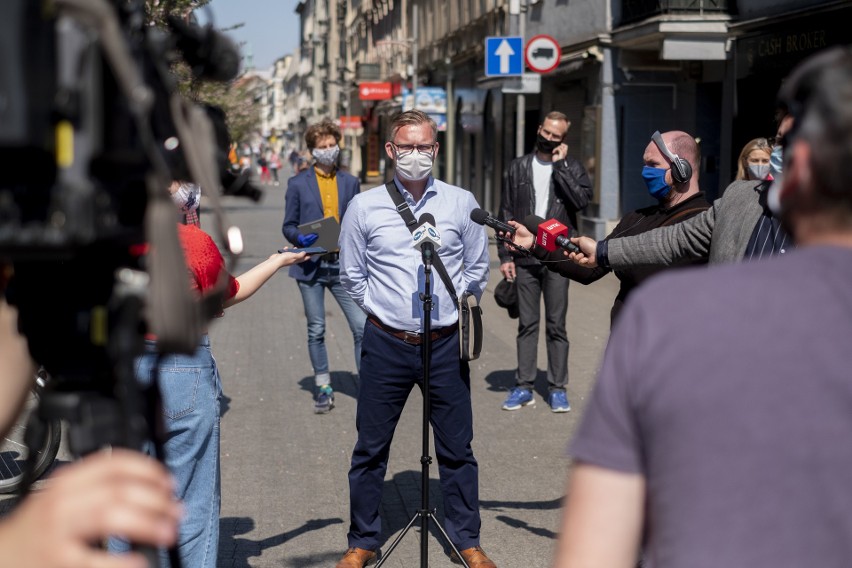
[497,111,592,413]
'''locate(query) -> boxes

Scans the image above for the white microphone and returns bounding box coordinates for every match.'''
[412,213,441,265]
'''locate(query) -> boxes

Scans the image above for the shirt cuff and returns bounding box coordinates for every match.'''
[596,240,610,269]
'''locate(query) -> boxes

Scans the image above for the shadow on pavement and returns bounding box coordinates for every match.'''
[297,371,360,401]
[220,394,231,417]
[480,496,562,511]
[483,369,516,392]
[484,369,553,402]
[378,470,466,562]
[494,514,559,540]
[219,516,344,567]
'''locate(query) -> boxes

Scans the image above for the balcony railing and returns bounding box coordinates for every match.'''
[620,0,734,26]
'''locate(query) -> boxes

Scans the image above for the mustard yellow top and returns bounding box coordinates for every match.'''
[314,166,339,222]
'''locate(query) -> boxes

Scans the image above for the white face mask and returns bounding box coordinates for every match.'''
[748,163,771,180]
[171,183,201,212]
[312,146,340,166]
[395,150,434,181]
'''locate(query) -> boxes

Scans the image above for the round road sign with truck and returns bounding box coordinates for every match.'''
[524,35,561,73]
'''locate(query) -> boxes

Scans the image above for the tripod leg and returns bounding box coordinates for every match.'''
[374,511,420,567]
[427,512,470,568]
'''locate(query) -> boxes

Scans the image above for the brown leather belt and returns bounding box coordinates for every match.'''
[367,315,457,346]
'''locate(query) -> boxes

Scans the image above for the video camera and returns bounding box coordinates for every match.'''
[0,0,257,475]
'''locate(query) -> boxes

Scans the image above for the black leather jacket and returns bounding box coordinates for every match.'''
[498,153,593,265]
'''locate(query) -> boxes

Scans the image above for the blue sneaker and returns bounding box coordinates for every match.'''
[315,385,335,414]
[502,387,535,411]
[549,391,570,413]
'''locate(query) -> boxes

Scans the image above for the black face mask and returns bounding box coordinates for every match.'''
[536,133,561,154]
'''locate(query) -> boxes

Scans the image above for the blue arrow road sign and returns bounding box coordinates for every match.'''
[485,36,523,77]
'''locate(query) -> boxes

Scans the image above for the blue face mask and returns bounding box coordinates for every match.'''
[642,166,671,200]
[769,145,784,179]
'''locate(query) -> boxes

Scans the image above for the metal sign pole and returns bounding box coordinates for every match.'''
[515,1,526,157]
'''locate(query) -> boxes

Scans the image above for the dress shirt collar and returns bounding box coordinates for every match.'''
[393,175,437,205]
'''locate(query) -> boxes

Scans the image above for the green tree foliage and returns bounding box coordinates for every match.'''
[145,0,260,145]
[145,0,211,26]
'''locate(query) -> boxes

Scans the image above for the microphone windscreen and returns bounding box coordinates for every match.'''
[469,208,489,225]
[521,214,546,234]
[419,212,436,226]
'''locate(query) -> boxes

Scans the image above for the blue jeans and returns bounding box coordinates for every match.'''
[109,336,221,568]
[297,260,367,382]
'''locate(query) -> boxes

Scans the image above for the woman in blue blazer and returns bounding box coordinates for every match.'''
[282,120,366,414]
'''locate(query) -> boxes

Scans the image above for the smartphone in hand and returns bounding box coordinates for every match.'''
[278,246,328,255]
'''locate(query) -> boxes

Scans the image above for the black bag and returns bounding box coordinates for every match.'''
[493,278,519,319]
[385,183,483,361]
[458,291,483,361]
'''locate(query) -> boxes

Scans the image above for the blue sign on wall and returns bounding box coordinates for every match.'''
[402,86,447,131]
[485,37,523,77]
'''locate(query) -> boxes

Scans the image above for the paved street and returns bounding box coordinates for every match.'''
[1,173,618,567]
[210,175,618,567]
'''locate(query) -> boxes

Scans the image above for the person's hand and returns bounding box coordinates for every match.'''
[552,143,569,162]
[297,233,318,247]
[506,220,535,250]
[499,261,516,282]
[0,449,181,568]
[567,236,599,267]
[274,250,309,267]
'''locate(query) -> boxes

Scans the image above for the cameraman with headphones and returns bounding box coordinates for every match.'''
[507,130,710,324]
[0,281,181,568]
[567,116,796,271]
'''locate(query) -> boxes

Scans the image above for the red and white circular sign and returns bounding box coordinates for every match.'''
[524,35,561,74]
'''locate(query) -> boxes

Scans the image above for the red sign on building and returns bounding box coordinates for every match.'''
[359,82,393,100]
[338,116,363,130]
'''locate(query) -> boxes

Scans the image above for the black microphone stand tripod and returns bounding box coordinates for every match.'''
[376,243,470,568]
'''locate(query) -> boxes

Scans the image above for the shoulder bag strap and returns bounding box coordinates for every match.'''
[385,182,459,306]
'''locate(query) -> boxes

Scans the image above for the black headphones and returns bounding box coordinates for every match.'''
[651,131,692,184]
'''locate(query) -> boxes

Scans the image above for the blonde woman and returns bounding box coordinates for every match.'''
[735,137,773,181]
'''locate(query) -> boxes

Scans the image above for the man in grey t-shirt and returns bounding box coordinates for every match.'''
[553,48,852,568]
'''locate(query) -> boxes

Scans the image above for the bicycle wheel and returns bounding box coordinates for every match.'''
[0,388,62,494]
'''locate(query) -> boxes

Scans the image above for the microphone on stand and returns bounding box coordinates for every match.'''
[521,215,581,254]
[412,213,442,266]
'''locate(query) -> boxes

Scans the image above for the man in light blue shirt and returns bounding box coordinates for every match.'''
[336,110,494,568]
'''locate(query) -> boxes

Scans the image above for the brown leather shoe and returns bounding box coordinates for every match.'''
[451,545,497,567]
[335,547,377,568]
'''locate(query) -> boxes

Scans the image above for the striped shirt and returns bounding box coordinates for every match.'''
[744,185,793,260]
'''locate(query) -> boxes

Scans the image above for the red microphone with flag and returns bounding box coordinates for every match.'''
[522,215,581,254]
[536,219,569,252]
